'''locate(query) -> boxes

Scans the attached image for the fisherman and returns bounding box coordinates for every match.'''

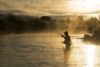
[61,31,71,46]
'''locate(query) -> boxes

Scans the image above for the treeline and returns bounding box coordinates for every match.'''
[0,14,56,34]
[68,16,100,34]
[83,17,100,36]
[70,16,100,40]
[0,13,100,35]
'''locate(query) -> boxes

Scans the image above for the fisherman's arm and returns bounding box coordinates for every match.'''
[61,35,65,38]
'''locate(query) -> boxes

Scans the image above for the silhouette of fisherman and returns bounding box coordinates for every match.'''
[61,31,71,46]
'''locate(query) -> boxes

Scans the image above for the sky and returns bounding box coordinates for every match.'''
[0,0,100,16]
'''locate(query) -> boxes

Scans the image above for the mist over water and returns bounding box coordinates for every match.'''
[0,0,100,67]
[0,33,100,67]
[0,12,100,67]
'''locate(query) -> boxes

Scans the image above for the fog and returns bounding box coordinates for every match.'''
[0,13,100,35]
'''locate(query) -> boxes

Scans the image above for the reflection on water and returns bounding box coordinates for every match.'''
[64,35,99,67]
[64,46,72,67]
[86,45,96,67]
[0,34,100,67]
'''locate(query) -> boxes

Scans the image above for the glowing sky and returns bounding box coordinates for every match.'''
[0,0,100,15]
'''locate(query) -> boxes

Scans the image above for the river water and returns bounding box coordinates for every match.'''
[0,34,100,67]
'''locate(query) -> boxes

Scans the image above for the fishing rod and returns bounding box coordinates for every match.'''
[56,31,65,35]
[56,32,66,38]
[57,32,62,35]
[56,32,63,36]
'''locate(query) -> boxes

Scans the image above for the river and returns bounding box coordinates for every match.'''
[0,33,100,67]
